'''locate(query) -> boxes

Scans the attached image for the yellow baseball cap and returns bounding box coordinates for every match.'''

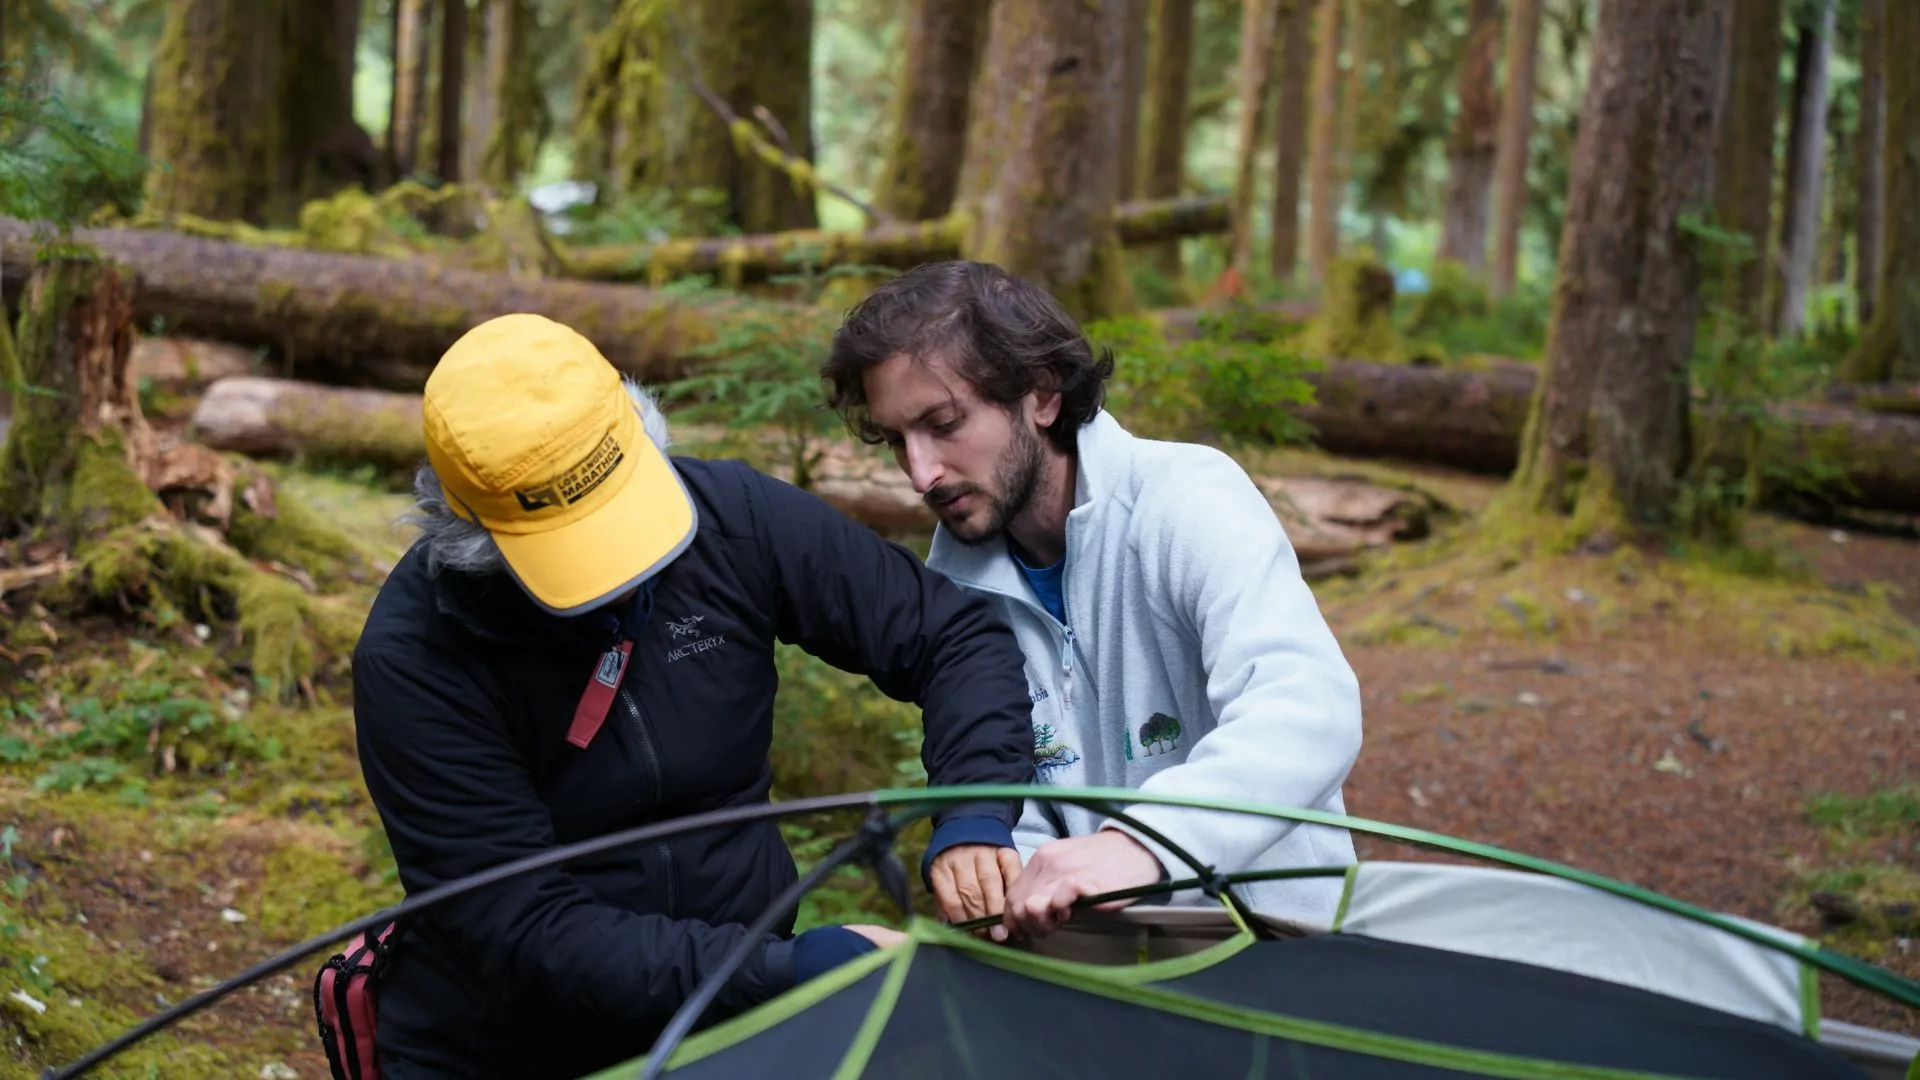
[422,314,697,616]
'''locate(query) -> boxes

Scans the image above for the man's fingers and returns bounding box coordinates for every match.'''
[977,848,1009,943]
[929,859,965,925]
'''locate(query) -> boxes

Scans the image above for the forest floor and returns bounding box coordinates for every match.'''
[0,449,1914,1078]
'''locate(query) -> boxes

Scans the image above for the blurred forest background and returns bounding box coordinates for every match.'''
[0,0,1917,1075]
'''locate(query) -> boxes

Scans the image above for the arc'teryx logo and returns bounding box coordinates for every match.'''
[664,613,726,663]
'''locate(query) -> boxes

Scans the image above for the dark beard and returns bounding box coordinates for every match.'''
[929,420,1047,546]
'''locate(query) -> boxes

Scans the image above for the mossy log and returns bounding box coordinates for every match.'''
[1823,382,1920,416]
[0,216,781,392]
[555,196,1229,286]
[188,376,1439,568]
[1296,359,1920,514]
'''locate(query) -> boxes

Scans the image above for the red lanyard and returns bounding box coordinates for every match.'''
[566,581,653,749]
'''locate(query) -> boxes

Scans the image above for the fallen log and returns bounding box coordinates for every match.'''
[1823,382,1920,416]
[191,375,1440,566]
[1294,359,1920,513]
[554,196,1231,285]
[1,216,788,392]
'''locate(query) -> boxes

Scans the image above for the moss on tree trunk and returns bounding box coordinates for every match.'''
[143,0,377,225]
[1842,0,1919,384]
[872,0,987,221]
[1510,0,1731,543]
[477,0,547,189]
[955,0,1136,321]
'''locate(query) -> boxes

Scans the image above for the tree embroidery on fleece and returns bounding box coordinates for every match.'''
[1138,713,1182,755]
[1032,723,1081,781]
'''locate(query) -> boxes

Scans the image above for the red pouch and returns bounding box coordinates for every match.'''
[313,921,399,1080]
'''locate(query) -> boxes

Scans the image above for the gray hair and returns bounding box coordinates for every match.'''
[403,378,674,577]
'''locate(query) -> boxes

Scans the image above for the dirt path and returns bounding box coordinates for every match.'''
[1321,504,1920,1036]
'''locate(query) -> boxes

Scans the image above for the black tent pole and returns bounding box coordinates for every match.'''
[635,807,915,1080]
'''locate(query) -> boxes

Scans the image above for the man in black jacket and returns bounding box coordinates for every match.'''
[353,314,1035,1080]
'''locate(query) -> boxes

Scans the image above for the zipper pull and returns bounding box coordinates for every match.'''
[1061,625,1075,709]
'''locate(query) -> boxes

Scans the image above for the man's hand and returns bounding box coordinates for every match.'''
[1001,831,1164,940]
[929,844,1023,942]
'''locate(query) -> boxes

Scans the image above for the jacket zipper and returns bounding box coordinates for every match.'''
[619,687,676,919]
[959,580,1081,710]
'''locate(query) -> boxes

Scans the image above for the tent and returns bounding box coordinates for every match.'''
[41,785,1920,1080]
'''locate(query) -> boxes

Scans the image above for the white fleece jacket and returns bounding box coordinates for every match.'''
[925,411,1363,925]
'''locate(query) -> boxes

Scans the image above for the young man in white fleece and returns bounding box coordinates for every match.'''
[820,260,1364,938]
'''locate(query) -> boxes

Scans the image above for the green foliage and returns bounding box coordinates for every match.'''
[0,646,277,800]
[1808,786,1920,838]
[663,266,896,487]
[555,187,735,247]
[0,57,146,225]
[1087,309,1320,447]
[1398,263,1552,364]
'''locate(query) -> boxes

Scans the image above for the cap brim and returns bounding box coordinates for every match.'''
[493,440,697,617]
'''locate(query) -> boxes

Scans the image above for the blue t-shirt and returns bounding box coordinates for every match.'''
[1010,542,1066,624]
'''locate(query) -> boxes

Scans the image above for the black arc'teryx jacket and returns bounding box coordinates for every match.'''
[351,455,1035,1080]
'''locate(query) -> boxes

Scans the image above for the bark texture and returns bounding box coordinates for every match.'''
[1229,0,1282,273]
[1515,0,1731,535]
[389,0,433,176]
[1855,0,1884,323]
[1711,0,1782,324]
[1118,0,1152,200]
[871,0,987,220]
[1140,0,1196,278]
[1269,1,1312,283]
[1841,0,1919,383]
[1774,1,1833,336]
[1437,0,1502,274]
[0,258,136,533]
[141,0,285,223]
[557,196,1227,285]
[0,218,778,392]
[143,0,377,225]
[1490,0,1541,297]
[1305,0,1344,283]
[433,0,467,184]
[676,0,819,232]
[956,0,1134,319]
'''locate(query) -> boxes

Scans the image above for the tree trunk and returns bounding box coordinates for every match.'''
[1513,0,1731,537]
[673,0,819,233]
[1269,1,1312,284]
[1841,0,1919,383]
[142,0,375,225]
[1140,0,1196,278]
[1854,0,1885,325]
[955,0,1134,320]
[390,0,433,177]
[141,0,285,223]
[1490,0,1541,297]
[0,257,137,534]
[0,218,780,393]
[1118,0,1151,200]
[281,0,382,209]
[871,0,988,220]
[461,0,494,186]
[1229,0,1282,275]
[434,0,467,185]
[1438,0,1502,275]
[1305,0,1344,284]
[557,196,1227,285]
[1774,1,1833,337]
[1711,0,1782,325]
